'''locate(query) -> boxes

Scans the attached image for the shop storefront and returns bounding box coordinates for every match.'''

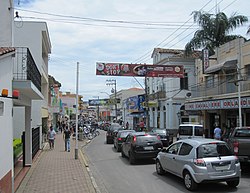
[185,96,250,138]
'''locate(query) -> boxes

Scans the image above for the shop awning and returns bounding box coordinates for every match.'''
[205,59,237,74]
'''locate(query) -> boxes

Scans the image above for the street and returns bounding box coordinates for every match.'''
[83,130,250,193]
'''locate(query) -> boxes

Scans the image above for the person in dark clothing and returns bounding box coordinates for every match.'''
[63,126,71,152]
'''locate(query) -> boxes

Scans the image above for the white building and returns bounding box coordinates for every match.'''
[0,1,51,192]
[13,21,51,150]
[148,48,199,131]
[0,47,16,193]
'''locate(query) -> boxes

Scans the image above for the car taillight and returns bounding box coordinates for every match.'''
[193,158,206,167]
[233,141,239,155]
[133,136,136,142]
[118,138,122,141]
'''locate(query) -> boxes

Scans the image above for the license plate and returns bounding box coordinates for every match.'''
[144,146,154,150]
[215,165,229,171]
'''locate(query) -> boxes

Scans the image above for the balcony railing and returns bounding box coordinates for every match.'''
[190,79,250,98]
[13,47,41,92]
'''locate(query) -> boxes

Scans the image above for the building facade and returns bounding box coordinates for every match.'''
[148,48,199,130]
[185,38,250,138]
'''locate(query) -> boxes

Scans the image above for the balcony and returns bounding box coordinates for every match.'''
[13,47,43,100]
[190,79,250,99]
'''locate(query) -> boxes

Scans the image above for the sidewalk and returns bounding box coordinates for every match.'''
[15,132,96,193]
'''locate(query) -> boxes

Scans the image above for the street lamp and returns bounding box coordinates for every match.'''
[106,79,117,122]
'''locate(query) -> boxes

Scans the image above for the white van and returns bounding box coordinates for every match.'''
[177,123,204,139]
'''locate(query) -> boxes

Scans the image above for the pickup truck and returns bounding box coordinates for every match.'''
[226,127,250,163]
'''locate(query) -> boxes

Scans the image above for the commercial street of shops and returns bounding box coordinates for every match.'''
[15,130,250,193]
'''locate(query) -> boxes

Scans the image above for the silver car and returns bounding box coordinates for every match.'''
[156,138,241,191]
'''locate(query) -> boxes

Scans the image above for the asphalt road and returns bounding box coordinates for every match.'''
[83,130,250,193]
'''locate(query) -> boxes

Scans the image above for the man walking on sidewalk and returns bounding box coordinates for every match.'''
[63,126,71,152]
[48,125,56,149]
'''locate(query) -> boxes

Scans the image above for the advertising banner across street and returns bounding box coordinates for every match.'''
[96,62,184,78]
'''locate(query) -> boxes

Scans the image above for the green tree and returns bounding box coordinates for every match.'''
[185,11,248,56]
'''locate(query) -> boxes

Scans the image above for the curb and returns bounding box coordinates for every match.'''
[79,140,101,193]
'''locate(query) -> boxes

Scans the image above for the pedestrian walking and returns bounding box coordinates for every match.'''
[48,125,56,149]
[126,121,129,129]
[214,124,222,140]
[139,120,145,131]
[63,125,71,152]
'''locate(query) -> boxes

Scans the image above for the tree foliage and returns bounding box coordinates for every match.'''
[185,11,248,56]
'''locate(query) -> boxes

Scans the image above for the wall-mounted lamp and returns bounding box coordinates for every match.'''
[0,89,19,99]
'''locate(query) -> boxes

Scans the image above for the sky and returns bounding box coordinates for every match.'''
[13,0,250,101]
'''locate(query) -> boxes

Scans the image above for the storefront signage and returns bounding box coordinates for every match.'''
[96,62,184,78]
[185,97,250,110]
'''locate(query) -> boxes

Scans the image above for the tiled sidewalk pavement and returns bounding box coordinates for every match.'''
[15,133,96,193]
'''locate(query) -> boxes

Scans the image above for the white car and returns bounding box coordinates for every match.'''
[156,138,241,191]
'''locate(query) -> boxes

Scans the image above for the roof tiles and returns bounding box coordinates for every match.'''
[0,47,15,56]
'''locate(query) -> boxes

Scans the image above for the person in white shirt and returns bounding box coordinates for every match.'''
[48,126,56,149]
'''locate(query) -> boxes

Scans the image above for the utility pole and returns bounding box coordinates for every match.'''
[75,62,79,160]
[237,39,242,128]
[145,75,149,129]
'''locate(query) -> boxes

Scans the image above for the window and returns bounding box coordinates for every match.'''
[179,143,193,156]
[206,75,214,88]
[247,65,250,80]
[179,126,192,135]
[194,126,204,136]
[197,143,233,158]
[235,129,250,137]
[0,101,3,116]
[167,142,182,154]
[180,72,188,90]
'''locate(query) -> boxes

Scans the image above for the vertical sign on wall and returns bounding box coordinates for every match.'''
[202,49,209,73]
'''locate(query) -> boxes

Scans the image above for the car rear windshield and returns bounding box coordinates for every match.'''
[120,131,133,137]
[197,143,233,158]
[234,129,250,137]
[136,135,159,143]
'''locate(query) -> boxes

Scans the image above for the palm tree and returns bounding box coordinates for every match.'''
[185,11,248,56]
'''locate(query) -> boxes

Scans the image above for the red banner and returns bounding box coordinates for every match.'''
[96,63,184,78]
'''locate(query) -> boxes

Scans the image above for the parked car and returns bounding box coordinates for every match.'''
[106,123,123,144]
[148,128,171,147]
[156,138,241,191]
[226,126,250,163]
[114,130,135,152]
[177,123,204,140]
[121,132,163,164]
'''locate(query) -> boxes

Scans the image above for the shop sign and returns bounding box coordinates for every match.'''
[202,48,209,73]
[185,97,250,110]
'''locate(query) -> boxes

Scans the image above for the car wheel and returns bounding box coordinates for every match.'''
[226,178,240,188]
[156,160,165,175]
[129,152,136,164]
[117,147,121,152]
[183,171,198,191]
